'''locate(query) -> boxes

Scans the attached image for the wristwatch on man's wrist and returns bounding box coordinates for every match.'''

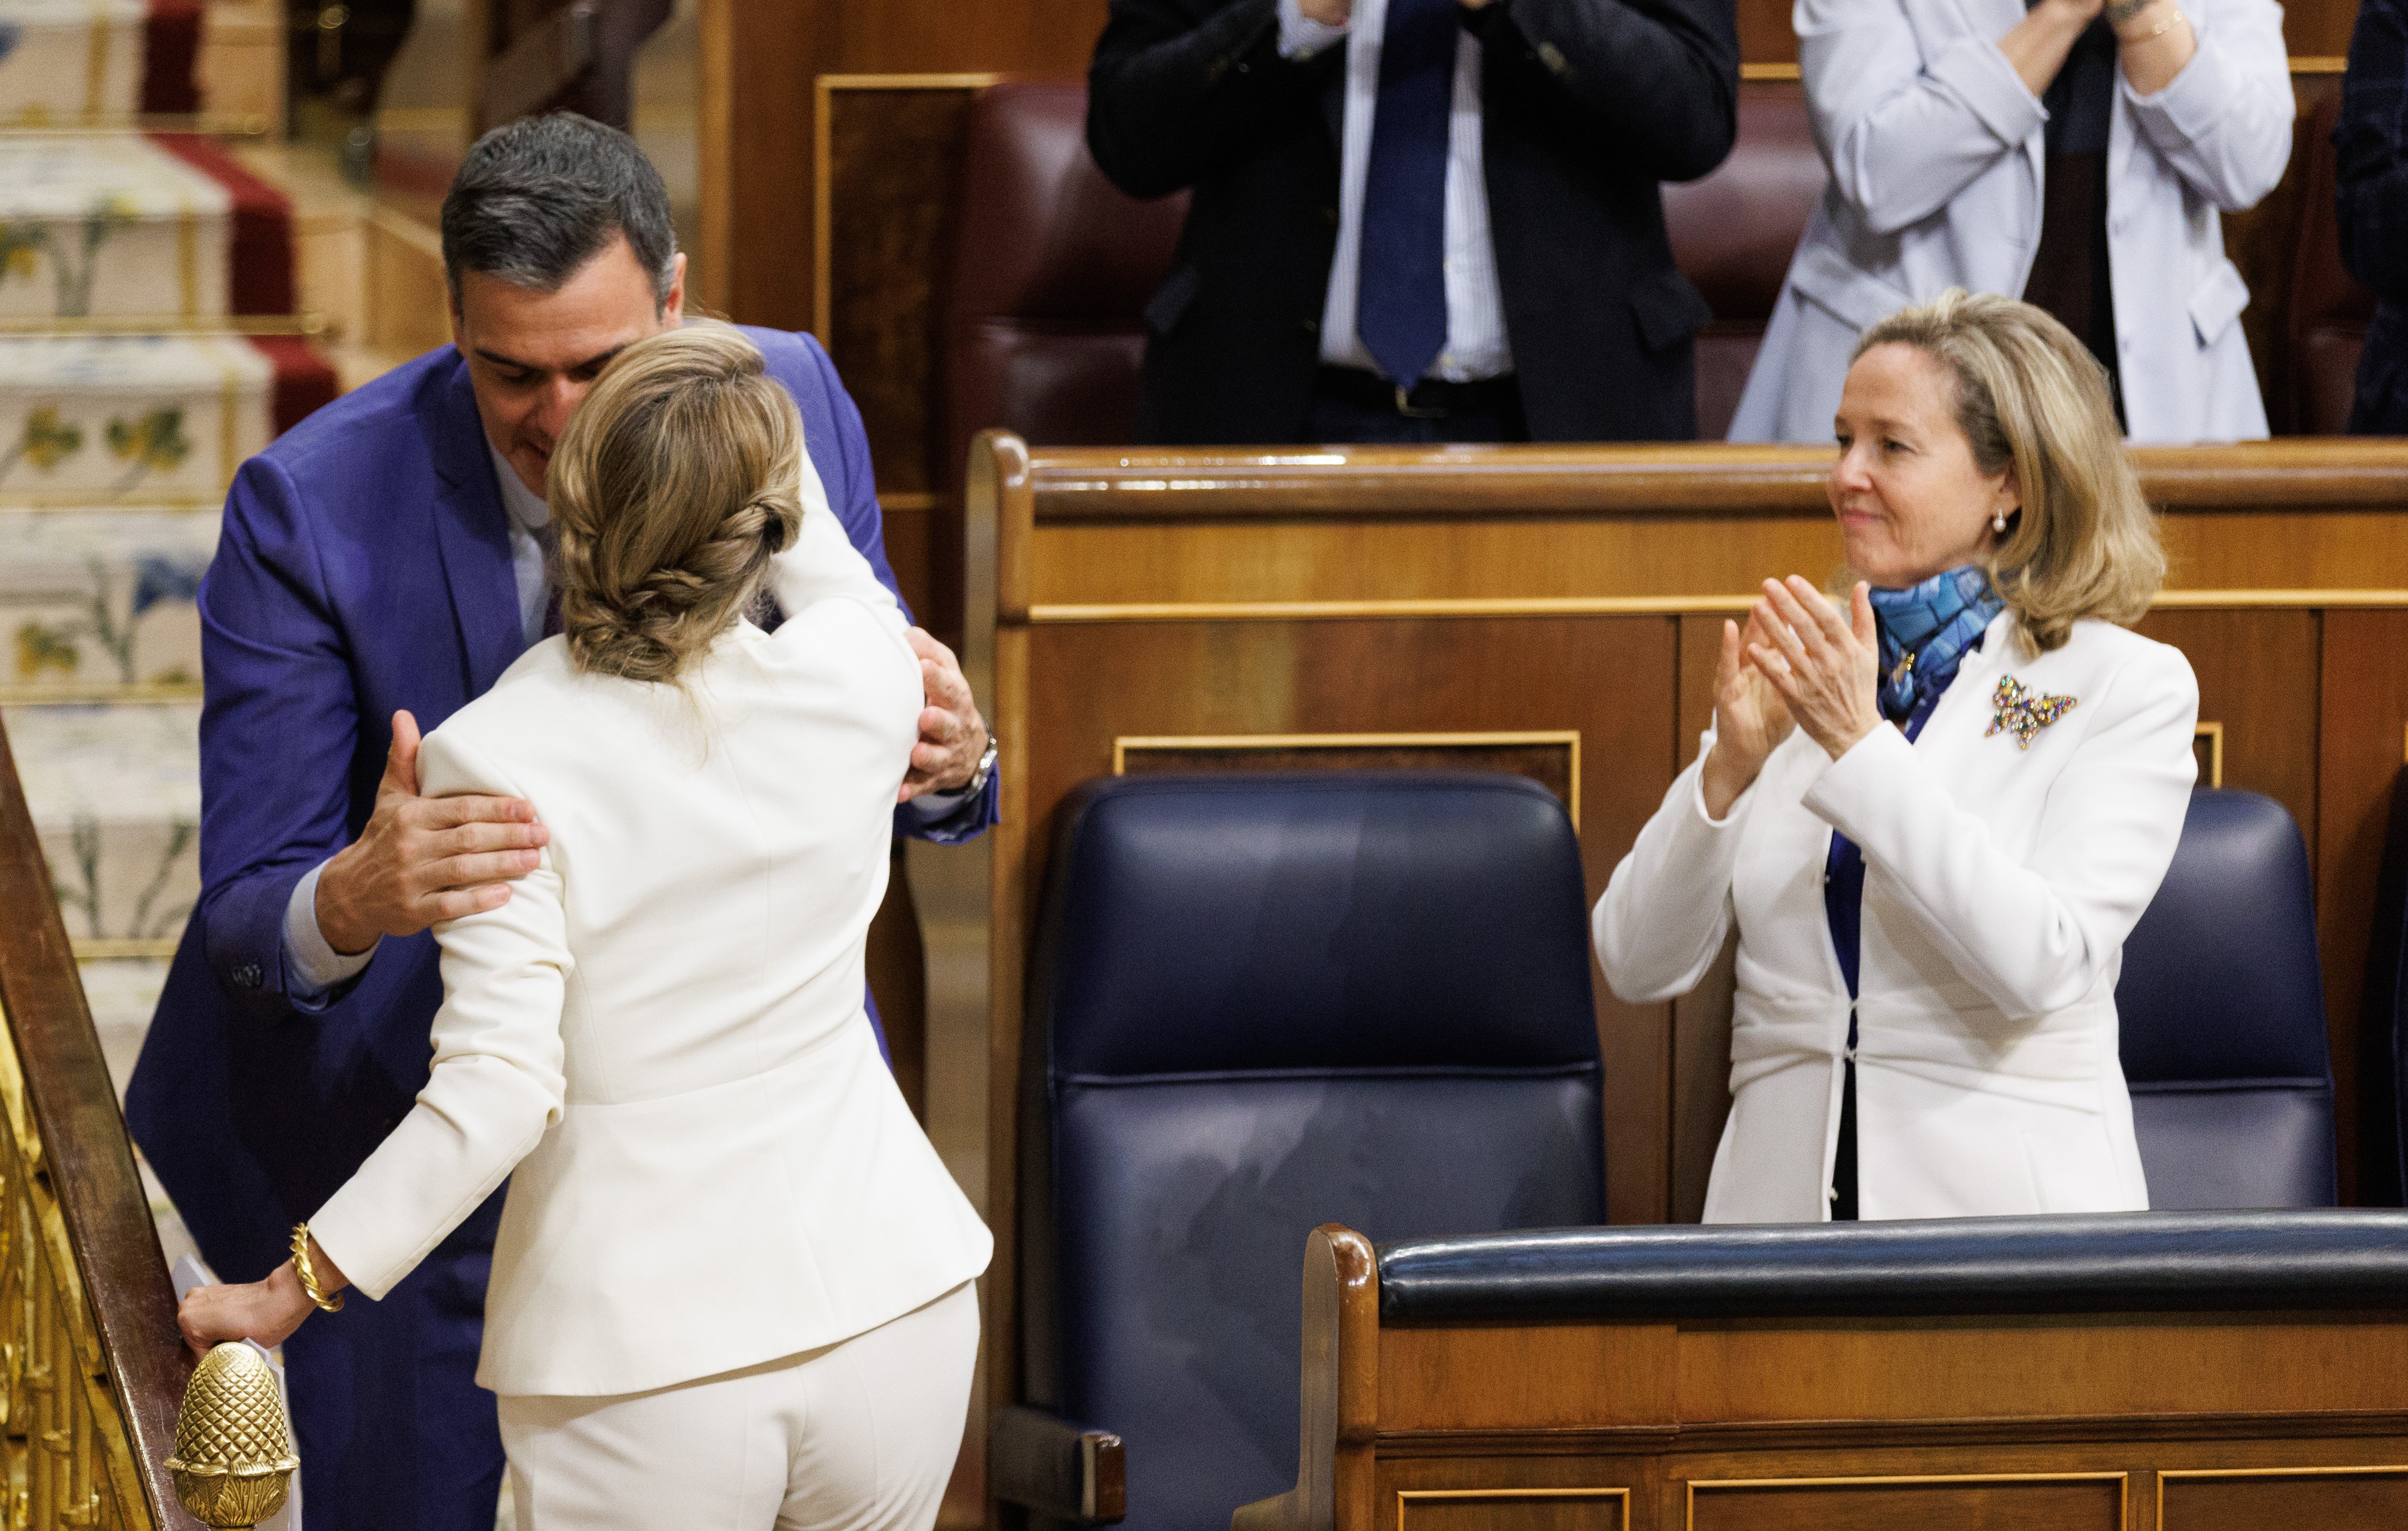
[964,735,999,797]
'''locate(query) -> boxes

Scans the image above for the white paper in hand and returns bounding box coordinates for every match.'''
[171,1255,302,1531]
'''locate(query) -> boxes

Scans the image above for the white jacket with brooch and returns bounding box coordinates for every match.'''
[1594,612,2198,1222]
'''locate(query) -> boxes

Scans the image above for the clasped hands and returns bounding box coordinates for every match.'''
[1700,577,1883,822]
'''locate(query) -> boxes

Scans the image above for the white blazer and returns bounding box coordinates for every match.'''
[309,468,993,1399]
[1726,0,2292,445]
[1594,613,2198,1222]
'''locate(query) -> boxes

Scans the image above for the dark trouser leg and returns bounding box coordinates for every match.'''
[284,1210,506,1531]
[1831,1059,1859,1221]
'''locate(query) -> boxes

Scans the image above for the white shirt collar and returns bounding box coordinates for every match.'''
[486,437,551,533]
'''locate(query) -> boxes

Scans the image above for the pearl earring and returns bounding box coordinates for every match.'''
[1991,508,2009,534]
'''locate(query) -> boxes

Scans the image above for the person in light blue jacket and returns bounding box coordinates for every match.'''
[1729,0,2290,445]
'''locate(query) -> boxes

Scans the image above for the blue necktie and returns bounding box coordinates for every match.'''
[1356,0,1455,388]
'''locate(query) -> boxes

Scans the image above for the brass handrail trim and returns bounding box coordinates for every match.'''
[0,710,188,1527]
[0,997,161,1527]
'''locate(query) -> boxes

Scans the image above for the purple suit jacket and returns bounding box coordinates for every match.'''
[125,331,993,1531]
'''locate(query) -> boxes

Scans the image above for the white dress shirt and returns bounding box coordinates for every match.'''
[1281,0,1513,382]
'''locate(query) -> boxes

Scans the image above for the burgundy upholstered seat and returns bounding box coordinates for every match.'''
[2287,91,2376,436]
[1662,84,1825,441]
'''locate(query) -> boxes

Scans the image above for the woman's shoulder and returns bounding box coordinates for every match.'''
[419,641,587,795]
[2030,619,2200,721]
[2049,619,2195,680]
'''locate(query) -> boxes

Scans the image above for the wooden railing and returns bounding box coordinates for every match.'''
[0,711,196,1531]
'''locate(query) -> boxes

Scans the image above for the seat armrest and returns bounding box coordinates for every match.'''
[989,1404,1126,1523]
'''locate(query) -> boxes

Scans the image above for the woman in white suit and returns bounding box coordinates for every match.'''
[1727,0,2290,445]
[181,325,993,1529]
[1598,290,2197,1223]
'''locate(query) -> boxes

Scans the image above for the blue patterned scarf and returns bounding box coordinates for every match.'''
[1869,565,2005,722]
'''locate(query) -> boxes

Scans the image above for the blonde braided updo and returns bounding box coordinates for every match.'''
[545,323,803,683]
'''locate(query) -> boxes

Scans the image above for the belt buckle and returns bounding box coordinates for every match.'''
[1393,383,1446,420]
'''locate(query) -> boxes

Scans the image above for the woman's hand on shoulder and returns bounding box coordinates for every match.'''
[1745,577,1883,763]
[1700,608,1797,820]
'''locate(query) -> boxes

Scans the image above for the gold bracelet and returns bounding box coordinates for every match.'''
[2118,7,2186,42]
[290,1223,344,1313]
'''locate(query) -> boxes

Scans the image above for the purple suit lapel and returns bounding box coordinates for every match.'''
[424,357,524,698]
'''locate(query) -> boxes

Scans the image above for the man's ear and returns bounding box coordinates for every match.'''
[661,251,688,324]
[447,294,466,353]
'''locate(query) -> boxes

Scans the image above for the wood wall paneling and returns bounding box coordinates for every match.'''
[1686,1476,2124,1531]
[705,0,1107,335]
[1395,1489,1629,1531]
[818,81,991,498]
[2159,1468,2408,1529]
[2131,609,2322,836]
[2318,610,2408,1203]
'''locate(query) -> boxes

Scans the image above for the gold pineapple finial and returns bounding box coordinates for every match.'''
[165,1344,298,1528]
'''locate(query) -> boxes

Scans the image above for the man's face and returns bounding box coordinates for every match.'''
[450,234,687,499]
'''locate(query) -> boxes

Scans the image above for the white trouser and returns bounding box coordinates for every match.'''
[497,1282,980,1531]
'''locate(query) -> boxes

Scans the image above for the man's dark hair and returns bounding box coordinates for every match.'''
[440,113,676,309]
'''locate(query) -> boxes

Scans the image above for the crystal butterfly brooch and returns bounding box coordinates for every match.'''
[1986,675,2077,749]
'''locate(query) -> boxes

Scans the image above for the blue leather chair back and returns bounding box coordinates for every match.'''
[2116,788,2336,1209]
[2360,770,2408,1206]
[1021,773,1604,1531]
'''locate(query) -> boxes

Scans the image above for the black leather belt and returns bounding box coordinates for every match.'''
[1314,366,1519,419]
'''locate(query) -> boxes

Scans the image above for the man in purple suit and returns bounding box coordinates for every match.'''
[126,114,997,1531]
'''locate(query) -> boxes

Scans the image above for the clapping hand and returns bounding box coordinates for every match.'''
[1699,605,1797,820]
[1744,576,1883,763]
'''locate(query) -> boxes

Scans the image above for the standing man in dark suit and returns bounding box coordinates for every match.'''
[125,114,997,1531]
[2340,0,2408,433]
[1088,0,1738,444]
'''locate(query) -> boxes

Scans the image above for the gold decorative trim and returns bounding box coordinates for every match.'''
[177,204,199,323]
[1687,1472,2126,1531]
[1398,1487,1629,1531]
[82,10,109,120]
[1113,730,1582,829]
[2156,1464,2408,1527]
[0,996,158,1520]
[0,684,202,706]
[812,72,1005,344]
[0,494,228,510]
[0,313,326,336]
[0,115,275,136]
[68,939,179,962]
[1028,590,2408,624]
[0,499,221,515]
[879,491,943,513]
[2196,721,2224,788]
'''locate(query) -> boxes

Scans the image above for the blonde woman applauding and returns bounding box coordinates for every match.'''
[180,324,992,1530]
[1598,291,2196,1223]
